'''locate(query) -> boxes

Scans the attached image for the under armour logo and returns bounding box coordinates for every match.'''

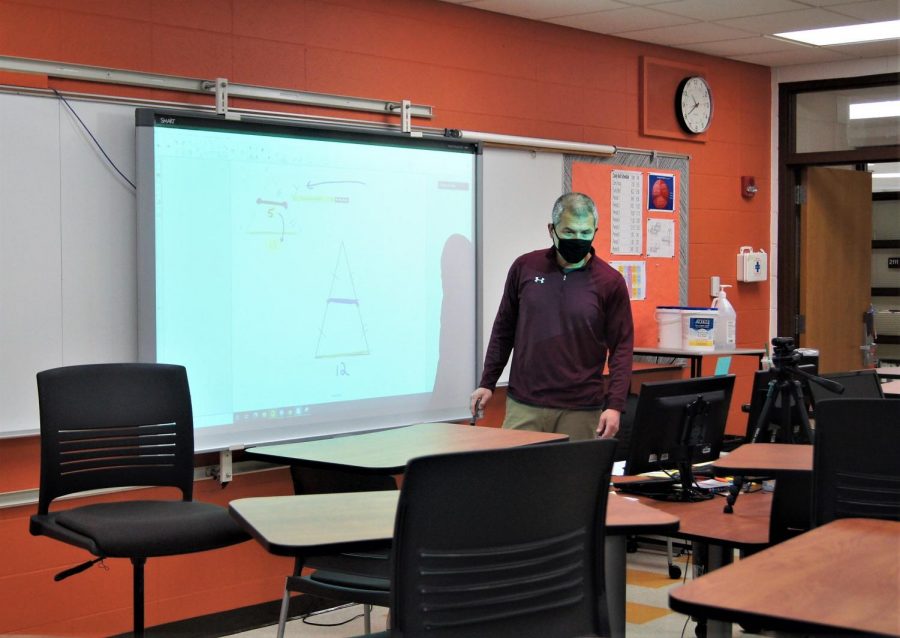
[534,277,545,284]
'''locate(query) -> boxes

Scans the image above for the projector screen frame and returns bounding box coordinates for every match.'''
[136,108,481,452]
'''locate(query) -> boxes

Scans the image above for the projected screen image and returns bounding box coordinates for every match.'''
[137,111,478,450]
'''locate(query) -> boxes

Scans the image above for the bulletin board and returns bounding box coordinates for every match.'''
[566,152,689,348]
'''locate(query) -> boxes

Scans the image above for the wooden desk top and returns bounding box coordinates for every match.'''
[229,489,679,557]
[713,443,812,476]
[630,490,772,550]
[607,493,679,536]
[230,491,398,556]
[669,518,900,637]
[246,422,568,473]
[634,347,765,358]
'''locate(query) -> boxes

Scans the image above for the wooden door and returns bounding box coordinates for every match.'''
[800,167,872,372]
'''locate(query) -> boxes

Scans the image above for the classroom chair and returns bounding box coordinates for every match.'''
[29,363,250,637]
[811,397,900,526]
[346,438,618,638]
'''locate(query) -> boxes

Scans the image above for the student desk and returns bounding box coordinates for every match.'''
[229,490,679,638]
[628,490,773,638]
[713,443,812,475]
[245,422,567,473]
[669,517,900,637]
[633,347,765,378]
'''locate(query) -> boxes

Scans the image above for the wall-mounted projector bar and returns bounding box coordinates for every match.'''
[0,55,433,118]
[445,128,616,156]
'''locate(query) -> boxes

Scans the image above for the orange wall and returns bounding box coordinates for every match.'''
[0,0,770,634]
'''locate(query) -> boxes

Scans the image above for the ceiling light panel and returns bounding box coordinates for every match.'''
[775,19,900,45]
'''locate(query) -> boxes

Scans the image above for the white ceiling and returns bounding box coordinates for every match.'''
[438,0,900,67]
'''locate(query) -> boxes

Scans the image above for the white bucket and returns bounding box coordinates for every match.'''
[682,308,717,352]
[656,307,683,349]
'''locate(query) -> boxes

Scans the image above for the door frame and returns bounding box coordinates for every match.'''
[777,72,900,342]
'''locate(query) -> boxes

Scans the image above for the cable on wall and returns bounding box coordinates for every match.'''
[52,89,136,190]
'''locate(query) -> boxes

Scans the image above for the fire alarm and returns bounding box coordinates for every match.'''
[741,176,757,198]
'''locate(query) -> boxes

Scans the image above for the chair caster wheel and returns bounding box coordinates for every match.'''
[668,564,681,579]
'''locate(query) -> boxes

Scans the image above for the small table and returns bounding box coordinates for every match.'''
[633,347,765,378]
[876,365,900,380]
[631,490,773,638]
[669,518,900,637]
[230,490,679,638]
[246,422,568,474]
[713,443,812,476]
[882,379,900,397]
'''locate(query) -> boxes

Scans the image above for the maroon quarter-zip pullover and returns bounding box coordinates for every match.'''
[479,248,634,412]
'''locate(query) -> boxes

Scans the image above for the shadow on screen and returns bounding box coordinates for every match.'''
[432,233,474,404]
[621,375,736,502]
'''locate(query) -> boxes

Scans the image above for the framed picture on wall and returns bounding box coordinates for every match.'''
[648,173,675,212]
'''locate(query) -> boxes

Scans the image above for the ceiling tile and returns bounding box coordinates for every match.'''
[457,0,624,20]
[718,7,865,32]
[618,22,758,44]
[830,38,900,57]
[649,0,810,21]
[548,6,696,32]
[688,36,803,56]
[827,0,900,21]
[733,46,854,65]
[793,0,872,6]
[614,0,687,5]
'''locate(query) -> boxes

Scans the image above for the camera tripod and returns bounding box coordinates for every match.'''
[723,337,843,514]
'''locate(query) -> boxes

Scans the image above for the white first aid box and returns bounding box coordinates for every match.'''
[737,246,767,282]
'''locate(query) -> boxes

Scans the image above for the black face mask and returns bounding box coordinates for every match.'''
[552,227,593,264]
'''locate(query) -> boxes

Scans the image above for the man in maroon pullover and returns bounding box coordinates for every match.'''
[471,192,634,440]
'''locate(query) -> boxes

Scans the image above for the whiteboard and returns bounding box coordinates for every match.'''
[480,147,564,385]
[0,92,137,436]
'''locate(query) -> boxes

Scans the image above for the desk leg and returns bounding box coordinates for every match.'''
[605,535,626,638]
[277,579,291,638]
[703,544,734,638]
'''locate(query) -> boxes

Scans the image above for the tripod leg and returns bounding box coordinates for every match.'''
[751,381,778,444]
[779,380,794,444]
[790,380,814,443]
[723,476,744,513]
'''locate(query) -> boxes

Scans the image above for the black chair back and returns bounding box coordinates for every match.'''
[807,369,884,407]
[389,439,616,638]
[812,397,900,526]
[36,363,195,513]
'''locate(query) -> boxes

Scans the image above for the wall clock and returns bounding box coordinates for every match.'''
[676,76,713,135]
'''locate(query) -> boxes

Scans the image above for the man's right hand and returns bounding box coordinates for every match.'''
[470,387,493,416]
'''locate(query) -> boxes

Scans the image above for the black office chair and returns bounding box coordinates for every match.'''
[277,466,394,637]
[811,397,900,526]
[807,369,885,409]
[29,363,249,637]
[349,438,617,638]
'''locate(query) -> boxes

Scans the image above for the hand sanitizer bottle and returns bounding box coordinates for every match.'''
[713,285,736,350]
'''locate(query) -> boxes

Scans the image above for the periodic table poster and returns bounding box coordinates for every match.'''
[572,162,682,348]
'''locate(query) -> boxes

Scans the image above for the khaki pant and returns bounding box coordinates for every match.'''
[502,395,601,441]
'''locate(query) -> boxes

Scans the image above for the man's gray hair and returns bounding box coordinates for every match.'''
[551,192,598,227]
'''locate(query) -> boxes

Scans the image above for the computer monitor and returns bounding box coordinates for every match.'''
[808,369,884,406]
[624,375,736,501]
